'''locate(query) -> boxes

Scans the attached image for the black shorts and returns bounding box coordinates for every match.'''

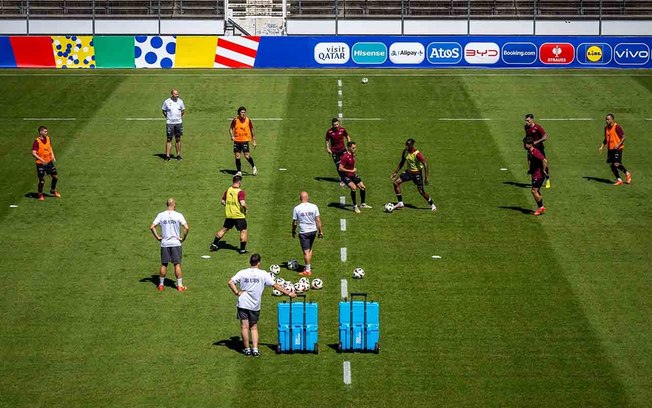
[531,177,544,188]
[161,246,182,265]
[299,231,317,251]
[166,123,183,140]
[237,307,260,324]
[36,163,58,178]
[607,149,623,164]
[342,175,362,186]
[223,218,247,231]
[233,142,250,153]
[399,171,423,187]
[331,151,345,164]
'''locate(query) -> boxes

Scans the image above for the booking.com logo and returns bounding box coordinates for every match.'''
[501,42,537,65]
[426,42,462,64]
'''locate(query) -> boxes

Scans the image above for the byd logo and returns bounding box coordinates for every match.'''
[614,43,650,66]
[539,43,575,64]
[464,42,499,64]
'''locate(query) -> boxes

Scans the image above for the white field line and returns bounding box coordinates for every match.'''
[644,118,652,121]
[340,247,347,262]
[340,196,346,207]
[343,361,352,385]
[346,118,383,121]
[23,117,75,121]
[341,279,348,300]
[438,118,490,121]
[539,118,594,121]
[4,72,652,78]
[340,218,347,232]
[126,117,163,121]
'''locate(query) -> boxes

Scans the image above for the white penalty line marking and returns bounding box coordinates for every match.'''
[343,361,352,385]
[341,279,348,300]
[340,196,346,207]
[346,118,383,121]
[23,117,76,121]
[340,247,347,262]
[340,218,347,232]
[540,118,594,121]
[438,118,490,121]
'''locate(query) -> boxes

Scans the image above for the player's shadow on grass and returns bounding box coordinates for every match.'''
[153,153,172,160]
[314,176,341,183]
[213,336,276,353]
[498,206,533,214]
[139,274,177,289]
[503,181,531,188]
[219,169,238,176]
[279,261,306,272]
[583,176,612,184]
[327,202,350,211]
[24,192,43,199]
[212,241,240,252]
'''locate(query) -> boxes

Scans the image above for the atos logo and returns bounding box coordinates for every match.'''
[464,42,499,64]
[539,43,575,64]
[501,42,537,65]
[426,42,462,64]
[576,43,612,65]
[614,43,650,66]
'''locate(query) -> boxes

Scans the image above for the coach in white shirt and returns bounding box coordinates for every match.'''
[150,197,189,292]
[161,88,186,161]
[228,253,295,357]
[291,191,323,277]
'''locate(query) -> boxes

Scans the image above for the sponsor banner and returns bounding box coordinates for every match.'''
[351,42,387,64]
[613,43,650,66]
[539,43,575,65]
[464,42,500,64]
[576,43,612,65]
[501,42,537,65]
[389,42,425,64]
[0,35,650,69]
[314,42,350,65]
[426,42,462,64]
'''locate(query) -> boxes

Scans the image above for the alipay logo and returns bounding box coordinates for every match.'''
[501,42,537,65]
[352,42,387,64]
[426,42,462,64]
[614,43,650,66]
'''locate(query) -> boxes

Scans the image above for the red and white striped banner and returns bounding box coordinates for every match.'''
[214,36,260,68]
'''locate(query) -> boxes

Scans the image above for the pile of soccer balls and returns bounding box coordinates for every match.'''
[270,263,324,296]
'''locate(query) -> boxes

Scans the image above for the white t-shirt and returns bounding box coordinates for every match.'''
[162,97,185,124]
[231,267,275,311]
[292,202,320,234]
[152,210,187,248]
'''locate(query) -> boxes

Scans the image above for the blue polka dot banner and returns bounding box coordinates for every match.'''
[51,36,95,69]
[135,35,176,69]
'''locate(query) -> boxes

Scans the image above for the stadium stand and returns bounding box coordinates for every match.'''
[0,0,650,18]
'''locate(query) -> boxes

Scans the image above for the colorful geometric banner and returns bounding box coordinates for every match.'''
[93,36,135,68]
[135,36,176,68]
[214,36,260,68]
[175,36,218,68]
[9,36,55,68]
[51,36,95,68]
[0,37,17,68]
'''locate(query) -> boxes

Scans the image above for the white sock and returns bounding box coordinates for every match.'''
[177,278,183,287]
[253,348,259,352]
[159,276,165,286]
[305,264,311,272]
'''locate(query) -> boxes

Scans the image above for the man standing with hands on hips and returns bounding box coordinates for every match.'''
[161,89,185,161]
[228,253,295,357]
[150,198,189,291]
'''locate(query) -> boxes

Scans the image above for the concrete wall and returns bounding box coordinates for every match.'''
[0,18,650,36]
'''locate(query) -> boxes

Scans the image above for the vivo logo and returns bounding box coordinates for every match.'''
[614,43,650,65]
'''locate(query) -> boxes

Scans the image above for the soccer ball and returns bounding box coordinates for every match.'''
[311,278,323,290]
[384,203,395,213]
[269,264,281,275]
[361,77,369,84]
[283,282,295,294]
[275,277,286,285]
[287,259,299,271]
[353,267,365,279]
[272,288,282,296]
[294,281,309,293]
[299,277,310,285]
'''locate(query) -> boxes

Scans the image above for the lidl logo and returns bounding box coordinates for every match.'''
[576,43,612,65]
[614,43,650,66]
[426,42,462,64]
[352,42,387,64]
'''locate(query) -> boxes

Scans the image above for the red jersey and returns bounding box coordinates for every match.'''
[339,151,356,177]
[524,123,547,152]
[325,127,349,153]
[528,146,546,180]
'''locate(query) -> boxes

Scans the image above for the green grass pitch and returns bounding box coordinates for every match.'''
[0,69,651,407]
